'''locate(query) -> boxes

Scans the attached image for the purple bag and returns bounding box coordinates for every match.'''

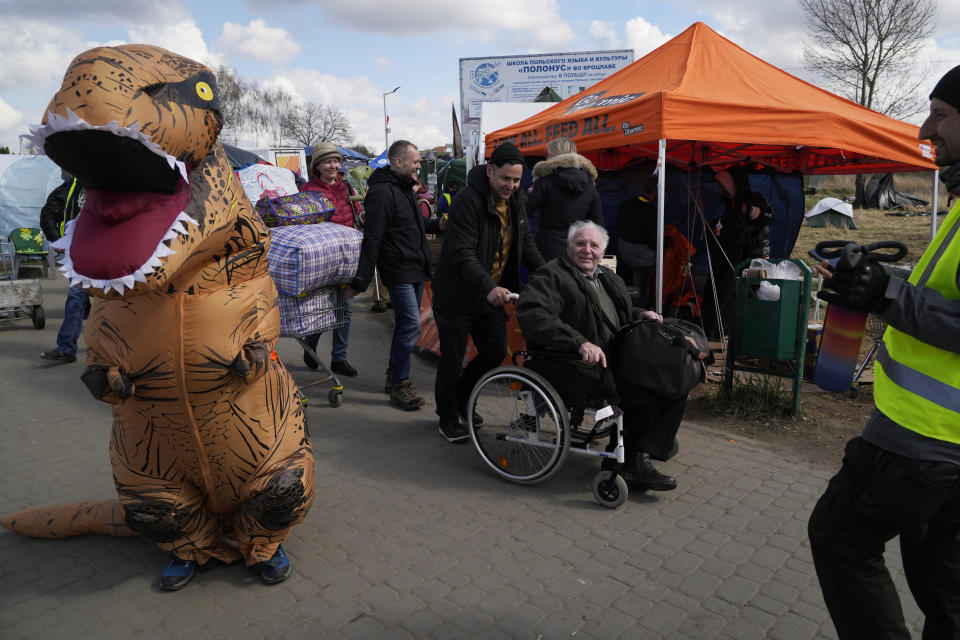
[256,192,335,227]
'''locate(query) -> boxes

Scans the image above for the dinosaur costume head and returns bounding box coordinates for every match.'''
[23,44,237,295]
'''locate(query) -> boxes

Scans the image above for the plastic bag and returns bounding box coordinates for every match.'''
[748,259,802,281]
[756,281,781,301]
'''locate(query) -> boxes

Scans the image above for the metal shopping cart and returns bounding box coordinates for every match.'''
[278,285,348,407]
[848,315,887,399]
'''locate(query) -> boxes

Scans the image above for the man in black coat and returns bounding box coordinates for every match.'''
[350,140,432,411]
[39,176,89,364]
[431,142,545,443]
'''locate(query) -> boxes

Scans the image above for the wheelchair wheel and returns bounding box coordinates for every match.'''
[592,471,628,509]
[468,366,570,484]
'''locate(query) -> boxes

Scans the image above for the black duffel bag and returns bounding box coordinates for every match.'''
[609,318,712,400]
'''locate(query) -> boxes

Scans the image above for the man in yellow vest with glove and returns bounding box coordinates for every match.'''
[808,66,960,640]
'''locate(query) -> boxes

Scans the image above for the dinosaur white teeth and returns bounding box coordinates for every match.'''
[177,212,198,226]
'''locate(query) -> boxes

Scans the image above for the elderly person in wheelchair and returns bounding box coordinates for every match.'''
[517,220,688,492]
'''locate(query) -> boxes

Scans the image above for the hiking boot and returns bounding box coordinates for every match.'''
[620,452,677,491]
[402,379,426,406]
[330,360,358,377]
[439,417,470,444]
[160,555,197,591]
[40,348,76,363]
[254,544,292,585]
[390,380,423,411]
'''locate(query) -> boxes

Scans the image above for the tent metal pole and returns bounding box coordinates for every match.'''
[655,139,666,314]
[932,169,940,241]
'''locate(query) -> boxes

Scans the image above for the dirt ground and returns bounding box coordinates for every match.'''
[684,374,870,473]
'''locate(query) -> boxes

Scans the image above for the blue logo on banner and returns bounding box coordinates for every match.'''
[473,63,500,88]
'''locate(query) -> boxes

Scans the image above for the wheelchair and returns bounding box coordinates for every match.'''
[466,351,631,509]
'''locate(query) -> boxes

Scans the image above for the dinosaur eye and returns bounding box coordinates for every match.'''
[195,82,213,101]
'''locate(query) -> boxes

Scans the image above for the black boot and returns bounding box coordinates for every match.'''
[620,452,676,491]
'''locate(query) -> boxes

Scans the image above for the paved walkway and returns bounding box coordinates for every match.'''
[0,273,924,639]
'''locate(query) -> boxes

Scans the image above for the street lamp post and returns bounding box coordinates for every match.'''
[383,86,400,152]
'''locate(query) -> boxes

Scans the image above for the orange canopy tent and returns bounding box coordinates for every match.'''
[486,21,935,176]
[486,21,938,310]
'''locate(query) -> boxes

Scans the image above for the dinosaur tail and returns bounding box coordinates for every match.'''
[1,500,135,538]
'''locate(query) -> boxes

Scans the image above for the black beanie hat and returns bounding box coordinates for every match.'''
[489,142,524,166]
[930,65,960,111]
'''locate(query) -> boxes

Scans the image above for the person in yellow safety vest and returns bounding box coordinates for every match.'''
[808,65,960,640]
[437,179,460,218]
[38,176,90,364]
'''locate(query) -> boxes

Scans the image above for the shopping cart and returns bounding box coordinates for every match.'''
[278,285,348,407]
[848,315,886,399]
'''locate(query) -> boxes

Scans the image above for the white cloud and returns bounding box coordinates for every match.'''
[373,56,391,71]
[127,20,222,68]
[308,0,575,50]
[268,69,383,107]
[623,17,672,58]
[0,96,22,130]
[1,0,191,25]
[589,21,623,49]
[216,19,301,65]
[0,96,25,152]
[0,21,85,92]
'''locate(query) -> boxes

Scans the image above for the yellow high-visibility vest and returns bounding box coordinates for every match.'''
[874,198,960,442]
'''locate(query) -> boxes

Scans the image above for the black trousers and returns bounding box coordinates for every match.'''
[433,298,508,421]
[525,359,686,462]
[808,436,960,640]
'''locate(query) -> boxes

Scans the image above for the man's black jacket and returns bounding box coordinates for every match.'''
[352,167,432,290]
[40,178,83,243]
[432,164,545,314]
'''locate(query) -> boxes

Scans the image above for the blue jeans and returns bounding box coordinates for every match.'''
[56,284,89,356]
[385,283,423,384]
[304,296,353,361]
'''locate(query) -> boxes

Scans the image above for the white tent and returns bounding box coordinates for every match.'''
[0,155,62,235]
[805,197,858,229]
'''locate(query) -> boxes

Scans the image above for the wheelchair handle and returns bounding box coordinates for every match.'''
[814,240,907,270]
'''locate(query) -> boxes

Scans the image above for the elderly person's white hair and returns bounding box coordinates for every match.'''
[566,220,609,252]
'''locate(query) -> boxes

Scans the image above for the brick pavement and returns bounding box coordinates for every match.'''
[0,273,925,639]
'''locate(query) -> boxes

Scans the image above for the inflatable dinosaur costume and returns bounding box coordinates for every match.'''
[1,45,315,576]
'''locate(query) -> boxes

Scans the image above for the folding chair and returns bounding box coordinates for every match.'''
[8,228,49,279]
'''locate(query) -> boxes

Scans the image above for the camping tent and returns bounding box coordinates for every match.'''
[806,197,857,229]
[223,144,268,170]
[865,173,928,210]
[486,21,936,309]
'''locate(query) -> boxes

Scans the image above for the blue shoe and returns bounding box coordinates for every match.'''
[160,555,197,591]
[256,544,292,585]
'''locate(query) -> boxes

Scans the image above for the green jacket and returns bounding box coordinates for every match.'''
[517,254,633,357]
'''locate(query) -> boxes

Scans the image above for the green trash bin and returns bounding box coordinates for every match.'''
[730,273,807,359]
[724,258,812,416]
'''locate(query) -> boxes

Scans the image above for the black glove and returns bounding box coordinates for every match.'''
[817,260,890,312]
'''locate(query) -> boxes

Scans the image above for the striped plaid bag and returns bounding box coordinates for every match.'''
[267,223,362,296]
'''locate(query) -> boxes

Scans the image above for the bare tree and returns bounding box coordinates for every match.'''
[213,65,249,144]
[280,101,354,147]
[799,0,939,204]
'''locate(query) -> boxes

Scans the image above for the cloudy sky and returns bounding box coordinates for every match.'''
[1,0,959,154]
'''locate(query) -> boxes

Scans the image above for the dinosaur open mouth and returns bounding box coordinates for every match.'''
[22,109,197,294]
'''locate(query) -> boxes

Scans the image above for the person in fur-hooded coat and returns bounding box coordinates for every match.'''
[524,137,604,261]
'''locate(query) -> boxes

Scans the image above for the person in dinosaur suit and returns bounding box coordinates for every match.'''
[0,44,315,591]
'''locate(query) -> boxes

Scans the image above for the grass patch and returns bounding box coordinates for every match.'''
[694,374,813,427]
